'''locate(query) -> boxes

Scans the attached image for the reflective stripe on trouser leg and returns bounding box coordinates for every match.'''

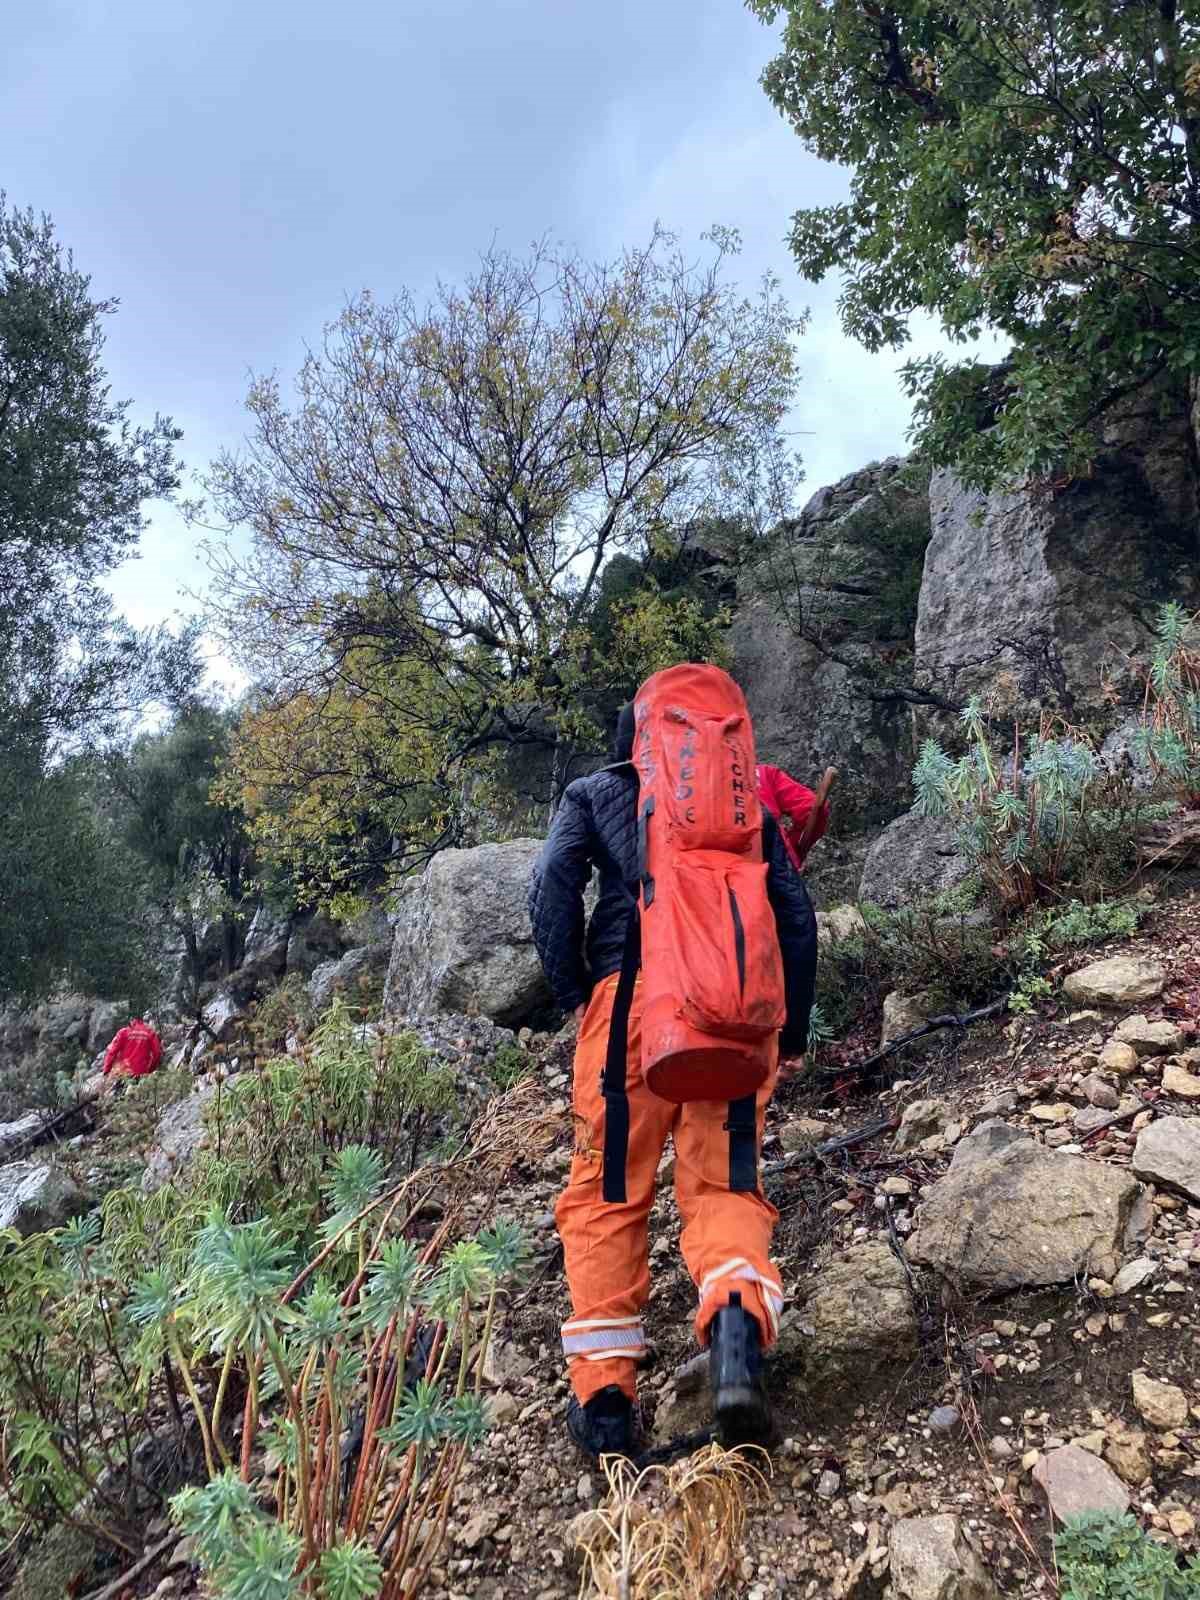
[698,1257,784,1340]
[561,1315,647,1361]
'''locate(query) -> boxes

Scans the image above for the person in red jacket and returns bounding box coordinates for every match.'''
[102,1018,163,1083]
[756,763,830,872]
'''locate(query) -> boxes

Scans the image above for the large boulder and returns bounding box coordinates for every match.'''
[889,1515,997,1600]
[730,459,924,828]
[143,1081,219,1193]
[775,1240,918,1404]
[859,811,970,909]
[384,839,551,1026]
[915,381,1200,717]
[910,1132,1144,1290]
[0,1160,91,1235]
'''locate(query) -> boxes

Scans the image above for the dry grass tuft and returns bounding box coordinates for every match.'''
[574,1442,769,1600]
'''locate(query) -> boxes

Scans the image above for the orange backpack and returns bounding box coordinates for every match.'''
[619,663,786,1103]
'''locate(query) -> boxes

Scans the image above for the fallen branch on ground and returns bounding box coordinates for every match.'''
[7,1099,95,1160]
[77,1534,179,1600]
[818,997,1010,1083]
[762,1116,898,1176]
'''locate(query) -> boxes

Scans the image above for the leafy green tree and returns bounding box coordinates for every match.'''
[0,195,183,749]
[206,228,800,894]
[0,747,157,1004]
[749,0,1200,485]
[0,195,189,1004]
[106,704,254,999]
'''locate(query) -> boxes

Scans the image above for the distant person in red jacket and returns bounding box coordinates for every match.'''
[756,764,831,873]
[102,1018,163,1083]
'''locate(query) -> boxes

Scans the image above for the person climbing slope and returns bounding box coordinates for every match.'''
[757,761,832,873]
[102,1017,163,1084]
[528,666,817,1461]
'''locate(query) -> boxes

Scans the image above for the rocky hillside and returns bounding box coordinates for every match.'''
[4,831,1200,1599]
[732,376,1200,847]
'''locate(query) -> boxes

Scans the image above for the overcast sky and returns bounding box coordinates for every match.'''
[5,0,998,688]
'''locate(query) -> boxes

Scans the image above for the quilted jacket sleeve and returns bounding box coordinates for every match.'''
[764,815,818,1055]
[528,785,595,1012]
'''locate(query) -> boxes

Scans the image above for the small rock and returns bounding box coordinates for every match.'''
[576,1472,596,1503]
[1031,1103,1073,1123]
[1073,1105,1117,1135]
[816,1468,841,1499]
[1032,1444,1130,1521]
[888,1514,998,1600]
[1133,1117,1200,1202]
[1168,1508,1196,1540]
[459,1510,500,1549]
[1099,1040,1141,1077]
[928,1405,961,1435]
[1103,1424,1151,1487]
[978,1092,1017,1117]
[1132,1372,1189,1431]
[1162,1063,1200,1100]
[1114,1015,1183,1057]
[882,992,940,1054]
[486,1392,520,1425]
[779,1116,830,1152]
[1080,1074,1120,1110]
[1063,957,1166,1008]
[882,1175,913,1197]
[895,1099,951,1151]
[1112,1257,1157,1295]
[988,1435,1013,1462]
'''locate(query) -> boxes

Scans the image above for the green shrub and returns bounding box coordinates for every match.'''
[1134,602,1200,808]
[486,1042,532,1091]
[102,1004,459,1285]
[1055,1511,1200,1598]
[914,700,1147,911]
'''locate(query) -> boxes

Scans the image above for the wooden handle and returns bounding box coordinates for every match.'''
[794,766,838,862]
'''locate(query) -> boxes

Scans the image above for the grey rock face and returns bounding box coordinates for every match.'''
[142,1081,219,1193]
[776,1240,918,1403]
[859,812,970,909]
[910,1135,1142,1290]
[0,1160,91,1235]
[285,913,349,977]
[385,839,550,1026]
[241,905,292,972]
[1132,1116,1200,1202]
[731,459,925,828]
[0,1112,48,1161]
[916,382,1200,717]
[889,1515,997,1600]
[200,990,245,1045]
[308,945,388,1015]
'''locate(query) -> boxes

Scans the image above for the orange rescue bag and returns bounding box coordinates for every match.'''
[630,664,786,1103]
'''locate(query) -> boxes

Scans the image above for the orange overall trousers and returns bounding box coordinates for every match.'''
[556,972,782,1404]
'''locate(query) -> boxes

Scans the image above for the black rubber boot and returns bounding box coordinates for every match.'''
[708,1291,772,1447]
[566,1384,635,1461]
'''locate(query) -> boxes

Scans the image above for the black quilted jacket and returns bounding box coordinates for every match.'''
[527,764,817,1054]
